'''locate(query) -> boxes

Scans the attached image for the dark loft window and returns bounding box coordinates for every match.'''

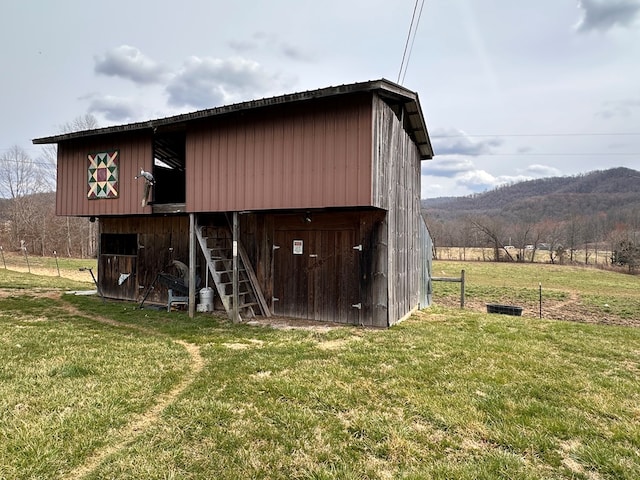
[153,130,186,204]
[101,233,138,256]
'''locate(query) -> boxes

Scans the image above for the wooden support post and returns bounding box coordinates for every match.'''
[232,211,240,323]
[189,213,196,318]
[431,269,466,309]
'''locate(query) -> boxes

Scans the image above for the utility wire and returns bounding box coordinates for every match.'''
[397,0,425,84]
[450,152,640,156]
[401,0,426,85]
[432,132,640,138]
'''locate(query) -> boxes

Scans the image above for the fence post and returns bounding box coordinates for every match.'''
[0,246,5,269]
[22,244,30,273]
[539,282,542,319]
[460,269,465,309]
[53,250,61,277]
[431,270,466,309]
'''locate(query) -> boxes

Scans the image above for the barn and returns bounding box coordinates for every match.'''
[33,79,434,327]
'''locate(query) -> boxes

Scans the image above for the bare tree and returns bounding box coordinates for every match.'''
[0,146,55,250]
[564,214,582,263]
[0,146,49,198]
[38,114,100,257]
[40,113,99,174]
[470,216,514,262]
[540,220,565,264]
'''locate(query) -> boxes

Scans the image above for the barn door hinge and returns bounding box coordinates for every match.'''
[273,245,280,251]
[353,244,363,251]
[272,297,279,302]
[351,303,362,309]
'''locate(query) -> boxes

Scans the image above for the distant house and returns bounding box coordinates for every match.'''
[33,79,434,327]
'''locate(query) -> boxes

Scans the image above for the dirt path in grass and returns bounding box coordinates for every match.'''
[55,298,205,480]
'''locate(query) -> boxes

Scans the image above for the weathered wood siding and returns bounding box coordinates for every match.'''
[358,210,389,327]
[57,133,154,216]
[372,95,423,325]
[238,213,275,309]
[419,217,433,308]
[271,214,360,324]
[95,205,419,326]
[237,210,387,326]
[99,216,189,303]
[186,95,373,212]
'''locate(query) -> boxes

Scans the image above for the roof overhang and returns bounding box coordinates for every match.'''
[33,78,433,159]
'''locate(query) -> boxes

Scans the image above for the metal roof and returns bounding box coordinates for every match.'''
[33,78,433,159]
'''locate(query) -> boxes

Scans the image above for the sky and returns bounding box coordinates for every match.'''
[1,0,639,198]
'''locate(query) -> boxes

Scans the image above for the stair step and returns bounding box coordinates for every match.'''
[220,279,251,286]
[219,290,253,298]
[196,219,270,320]
[217,269,248,275]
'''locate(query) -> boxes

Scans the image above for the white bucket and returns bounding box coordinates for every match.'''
[198,287,214,312]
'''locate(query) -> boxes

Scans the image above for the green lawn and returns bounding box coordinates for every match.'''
[1,263,639,479]
[433,260,640,324]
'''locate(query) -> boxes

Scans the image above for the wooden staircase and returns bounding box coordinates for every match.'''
[195,223,270,321]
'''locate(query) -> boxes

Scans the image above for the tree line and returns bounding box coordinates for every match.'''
[0,115,98,258]
[422,168,640,271]
[424,206,640,271]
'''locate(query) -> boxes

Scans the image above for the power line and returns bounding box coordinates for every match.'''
[0,157,55,167]
[397,0,426,84]
[438,152,639,157]
[400,0,426,85]
[432,132,640,138]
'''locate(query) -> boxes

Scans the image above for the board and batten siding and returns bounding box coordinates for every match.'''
[99,216,189,303]
[238,210,388,327]
[372,95,423,326]
[56,133,153,216]
[185,95,373,212]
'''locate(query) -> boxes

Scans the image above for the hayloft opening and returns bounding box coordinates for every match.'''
[152,130,186,204]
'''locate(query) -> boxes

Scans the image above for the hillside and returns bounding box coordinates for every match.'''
[422,167,640,253]
[422,167,640,223]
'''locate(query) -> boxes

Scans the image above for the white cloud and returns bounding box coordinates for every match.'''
[228,32,315,62]
[422,153,559,193]
[576,0,640,32]
[456,169,499,191]
[227,39,256,53]
[431,128,503,156]
[521,164,562,177]
[281,44,315,62]
[423,157,475,177]
[94,45,168,84]
[84,94,138,122]
[432,169,541,195]
[597,98,640,119]
[166,56,291,109]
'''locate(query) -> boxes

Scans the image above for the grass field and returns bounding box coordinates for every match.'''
[0,251,96,283]
[433,260,640,327]
[436,247,614,266]
[1,261,639,479]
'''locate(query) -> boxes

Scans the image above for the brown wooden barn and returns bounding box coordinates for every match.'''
[33,79,434,327]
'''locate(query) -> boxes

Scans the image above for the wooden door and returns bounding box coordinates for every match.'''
[99,254,138,300]
[273,229,360,324]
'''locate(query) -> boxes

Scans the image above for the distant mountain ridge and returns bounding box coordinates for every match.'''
[422,167,640,223]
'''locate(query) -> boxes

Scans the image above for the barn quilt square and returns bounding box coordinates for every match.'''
[88,150,119,199]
